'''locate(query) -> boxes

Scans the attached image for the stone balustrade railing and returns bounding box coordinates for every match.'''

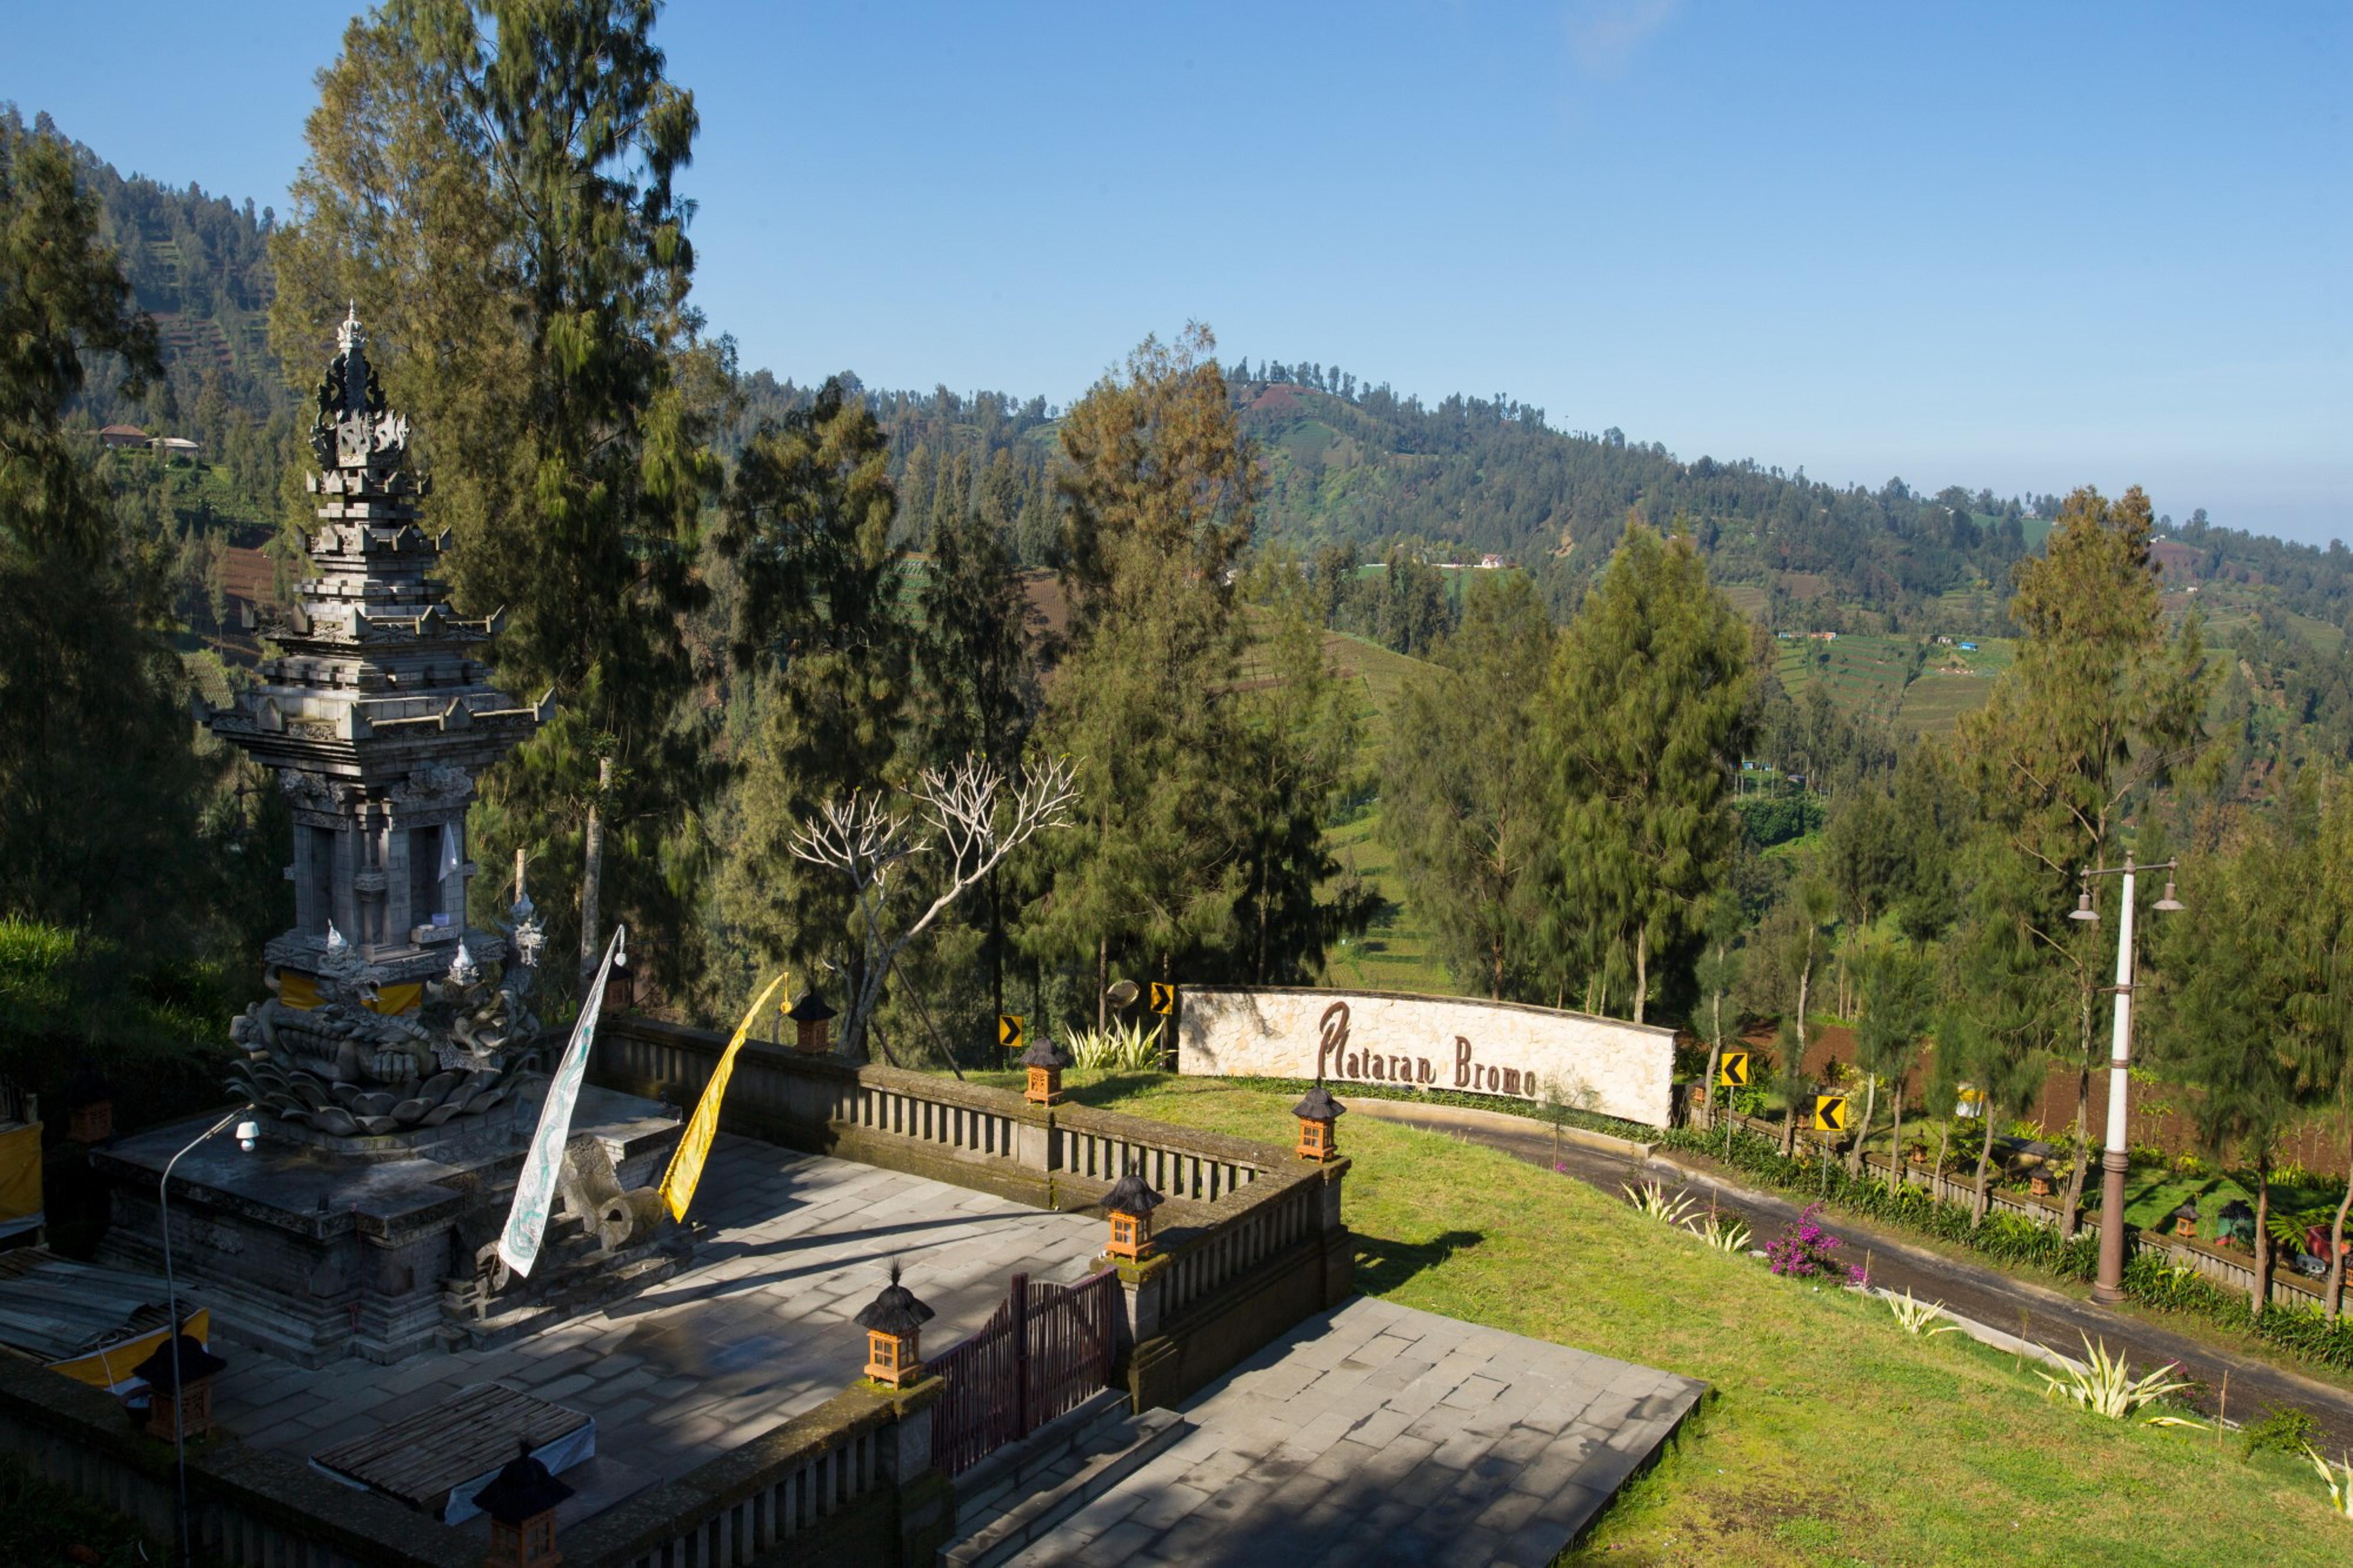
[595,1016,1353,1408]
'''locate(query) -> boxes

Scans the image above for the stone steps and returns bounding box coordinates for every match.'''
[942,1393,1191,1568]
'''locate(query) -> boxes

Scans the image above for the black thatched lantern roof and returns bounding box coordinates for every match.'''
[1017,1034,1072,1071]
[64,1067,111,1108]
[474,1445,575,1524]
[2169,1197,2200,1221]
[855,1261,936,1336]
[786,990,836,1023]
[1101,1167,1165,1219]
[1293,1084,1347,1121]
[131,1335,226,1392]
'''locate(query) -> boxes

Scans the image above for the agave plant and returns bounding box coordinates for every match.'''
[1067,1018,1164,1072]
[1682,1209,1752,1253]
[1622,1180,1700,1227]
[1884,1288,1960,1337]
[2306,1447,2353,1518]
[2038,1334,2202,1424]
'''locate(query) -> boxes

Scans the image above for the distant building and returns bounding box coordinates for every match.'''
[153,436,201,456]
[1478,553,1505,570]
[98,423,150,449]
[1807,630,1837,641]
[1958,641,1977,651]
[1934,635,1954,645]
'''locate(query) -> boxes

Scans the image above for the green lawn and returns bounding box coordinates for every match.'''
[1045,1072,2352,1565]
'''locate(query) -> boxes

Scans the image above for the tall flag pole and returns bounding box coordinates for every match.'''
[499,926,625,1277]
[658,972,788,1222]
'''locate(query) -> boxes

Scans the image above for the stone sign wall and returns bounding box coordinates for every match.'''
[1177,987,1676,1128]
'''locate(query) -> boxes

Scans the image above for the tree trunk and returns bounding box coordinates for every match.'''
[1096,934,1108,1033]
[1851,1073,1877,1177]
[578,756,609,996]
[2058,1063,2092,1241]
[1935,1120,1951,1199]
[1633,927,1647,1025]
[1702,985,1725,1121]
[2253,1156,2274,1318]
[1888,1089,1905,1196]
[1972,1113,1997,1228]
[988,862,1003,1065]
[2328,1121,2351,1322]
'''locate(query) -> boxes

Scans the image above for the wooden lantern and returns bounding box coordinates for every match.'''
[2169,1198,2199,1241]
[476,1444,575,1568]
[1018,1035,1072,1106]
[786,990,836,1055]
[2029,1169,2054,1199]
[130,1334,226,1442]
[1100,1166,1166,1262]
[855,1261,935,1390]
[1293,1083,1346,1163]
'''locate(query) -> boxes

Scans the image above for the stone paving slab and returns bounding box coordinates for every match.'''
[206,1134,1104,1524]
[1002,1295,1706,1568]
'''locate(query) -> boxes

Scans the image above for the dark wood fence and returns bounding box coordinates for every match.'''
[928,1269,1118,1477]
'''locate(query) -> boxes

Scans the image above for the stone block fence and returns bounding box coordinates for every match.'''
[0,1019,1352,1566]
[1684,1091,2333,1312]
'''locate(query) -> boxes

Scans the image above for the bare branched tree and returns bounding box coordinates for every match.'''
[791,755,1080,1059]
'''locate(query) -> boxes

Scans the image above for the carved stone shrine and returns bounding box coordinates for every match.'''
[94,311,689,1366]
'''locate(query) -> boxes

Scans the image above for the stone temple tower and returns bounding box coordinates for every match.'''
[205,309,553,1131]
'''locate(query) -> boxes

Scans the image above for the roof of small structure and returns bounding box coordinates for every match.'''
[98,423,148,438]
[473,1446,575,1523]
[64,1067,110,1108]
[131,1334,226,1391]
[1016,1034,1072,1070]
[786,990,836,1023]
[2169,1197,2200,1219]
[1292,1084,1347,1121]
[1101,1167,1165,1217]
[855,1261,935,1336]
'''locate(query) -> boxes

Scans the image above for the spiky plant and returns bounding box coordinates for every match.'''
[1884,1289,1960,1337]
[1067,1019,1164,1072]
[1622,1180,1699,1227]
[1682,1210,1752,1252]
[2307,1447,2353,1519]
[2038,1334,2201,1424]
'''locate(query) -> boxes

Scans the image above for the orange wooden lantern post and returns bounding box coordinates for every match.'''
[131,1334,227,1442]
[1293,1083,1346,1163]
[476,1444,575,1568]
[855,1261,935,1390]
[65,1067,114,1144]
[1018,1034,1072,1106]
[786,990,837,1056]
[1100,1166,1166,1262]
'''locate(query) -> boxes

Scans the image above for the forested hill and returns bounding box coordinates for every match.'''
[1227,360,2353,634]
[27,107,2350,645]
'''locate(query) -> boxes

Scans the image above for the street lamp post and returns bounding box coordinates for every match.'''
[2070,855,2183,1306]
[158,1105,256,1568]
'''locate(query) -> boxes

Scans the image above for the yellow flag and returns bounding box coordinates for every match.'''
[657,973,787,1222]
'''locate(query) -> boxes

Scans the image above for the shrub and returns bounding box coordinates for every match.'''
[2240,1404,2322,1461]
[1766,1202,1867,1284]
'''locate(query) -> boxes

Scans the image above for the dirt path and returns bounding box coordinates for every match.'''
[1349,1097,2353,1452]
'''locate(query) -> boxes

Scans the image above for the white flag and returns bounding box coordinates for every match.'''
[498,927,624,1277]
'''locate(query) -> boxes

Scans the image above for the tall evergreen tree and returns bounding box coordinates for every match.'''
[1536,521,1755,1021]
[711,380,906,1040]
[270,0,723,1003]
[0,121,221,950]
[1385,570,1555,998]
[1956,484,2209,1233]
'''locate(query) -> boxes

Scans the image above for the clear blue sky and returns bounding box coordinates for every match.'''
[7,2,2346,541]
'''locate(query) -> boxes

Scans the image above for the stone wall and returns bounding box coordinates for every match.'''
[1178,986,1676,1128]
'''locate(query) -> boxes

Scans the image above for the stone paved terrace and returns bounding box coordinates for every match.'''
[207,1133,1106,1527]
[1003,1295,1706,1568]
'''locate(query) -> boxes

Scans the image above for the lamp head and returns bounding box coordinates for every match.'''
[235,1119,260,1153]
[2068,885,2098,923]
[2153,878,2184,913]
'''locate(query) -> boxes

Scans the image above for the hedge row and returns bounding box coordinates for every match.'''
[1658,1123,2353,1372]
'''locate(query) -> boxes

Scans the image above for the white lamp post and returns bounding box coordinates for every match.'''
[157,1105,257,1566]
[2070,855,2182,1305]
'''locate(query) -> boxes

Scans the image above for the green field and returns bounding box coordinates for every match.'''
[1772,632,1917,722]
[986,1073,2350,1565]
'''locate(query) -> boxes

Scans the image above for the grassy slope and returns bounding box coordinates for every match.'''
[1051,1073,2346,1565]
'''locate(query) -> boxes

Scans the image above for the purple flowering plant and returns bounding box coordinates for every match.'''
[1766,1201,1869,1286]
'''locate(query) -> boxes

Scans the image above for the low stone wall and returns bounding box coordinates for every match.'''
[0,1343,947,1568]
[595,1016,1355,1412]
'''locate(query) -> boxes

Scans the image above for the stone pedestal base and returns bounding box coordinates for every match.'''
[93,1085,688,1367]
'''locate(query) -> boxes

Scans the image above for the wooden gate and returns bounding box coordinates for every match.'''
[927,1268,1119,1476]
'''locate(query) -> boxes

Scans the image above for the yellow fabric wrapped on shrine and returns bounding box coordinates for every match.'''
[0,1121,40,1225]
[278,972,322,1009]
[47,1310,210,1393]
[365,983,423,1016]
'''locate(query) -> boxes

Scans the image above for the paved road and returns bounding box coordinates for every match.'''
[1349,1099,2353,1453]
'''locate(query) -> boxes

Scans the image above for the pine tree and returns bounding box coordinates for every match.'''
[1536,521,1755,1021]
[711,380,906,1041]
[270,0,724,1003]
[1385,570,1554,998]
